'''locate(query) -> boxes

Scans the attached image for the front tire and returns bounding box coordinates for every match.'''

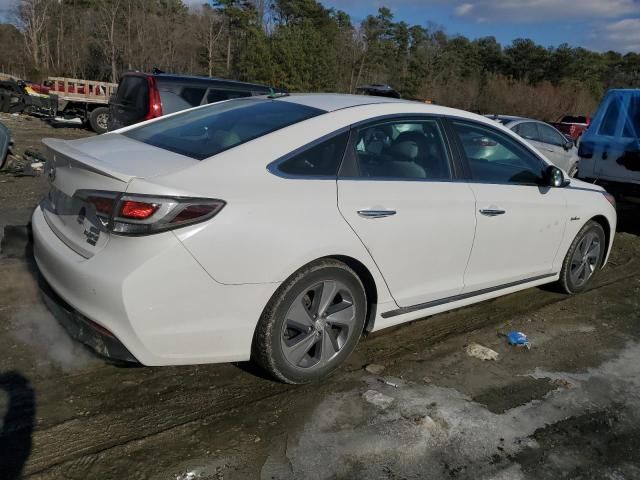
[558,220,606,294]
[252,259,367,384]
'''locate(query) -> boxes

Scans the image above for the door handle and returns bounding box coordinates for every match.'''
[357,209,397,219]
[479,208,506,217]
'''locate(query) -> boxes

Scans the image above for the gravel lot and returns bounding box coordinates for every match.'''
[1,113,640,480]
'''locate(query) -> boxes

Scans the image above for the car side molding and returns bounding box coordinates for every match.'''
[381,273,558,319]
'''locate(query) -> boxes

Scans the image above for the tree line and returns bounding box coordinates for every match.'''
[1,0,640,120]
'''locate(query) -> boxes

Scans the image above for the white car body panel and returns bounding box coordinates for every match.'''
[338,180,476,307]
[32,95,617,366]
[463,183,566,291]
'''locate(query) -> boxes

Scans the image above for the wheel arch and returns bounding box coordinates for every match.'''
[589,214,611,268]
[325,255,378,333]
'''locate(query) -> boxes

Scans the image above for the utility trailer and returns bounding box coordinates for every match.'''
[46,77,118,133]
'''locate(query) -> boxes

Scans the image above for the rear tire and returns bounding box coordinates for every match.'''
[88,107,109,134]
[252,259,367,384]
[558,220,606,294]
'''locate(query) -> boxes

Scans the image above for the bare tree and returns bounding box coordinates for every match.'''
[18,0,50,68]
[97,0,123,83]
[196,6,224,77]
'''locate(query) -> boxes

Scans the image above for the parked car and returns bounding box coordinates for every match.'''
[356,84,402,98]
[487,115,579,176]
[34,95,616,384]
[550,115,591,143]
[577,89,640,201]
[108,72,281,131]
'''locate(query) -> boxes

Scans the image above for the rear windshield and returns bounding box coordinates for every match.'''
[115,75,149,116]
[123,98,325,160]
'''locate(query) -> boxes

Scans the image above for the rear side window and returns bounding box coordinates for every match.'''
[181,87,206,106]
[116,76,148,116]
[349,119,452,180]
[124,98,325,160]
[276,132,349,177]
[514,122,539,141]
[206,89,252,104]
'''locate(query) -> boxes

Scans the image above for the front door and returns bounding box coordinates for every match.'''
[337,117,476,308]
[450,119,567,291]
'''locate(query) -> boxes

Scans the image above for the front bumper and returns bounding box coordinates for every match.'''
[40,276,138,363]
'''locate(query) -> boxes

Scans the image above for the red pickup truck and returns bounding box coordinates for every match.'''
[549,115,591,143]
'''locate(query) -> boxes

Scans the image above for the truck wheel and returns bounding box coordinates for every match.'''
[89,107,110,134]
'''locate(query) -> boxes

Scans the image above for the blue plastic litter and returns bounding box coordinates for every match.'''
[507,331,530,349]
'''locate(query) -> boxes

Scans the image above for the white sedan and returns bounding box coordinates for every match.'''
[33,94,617,383]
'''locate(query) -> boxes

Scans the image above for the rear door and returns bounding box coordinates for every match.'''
[450,119,566,291]
[337,117,476,308]
[108,74,149,130]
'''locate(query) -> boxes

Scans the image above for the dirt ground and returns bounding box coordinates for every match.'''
[1,113,640,480]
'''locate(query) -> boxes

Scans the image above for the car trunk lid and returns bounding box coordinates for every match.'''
[41,135,198,258]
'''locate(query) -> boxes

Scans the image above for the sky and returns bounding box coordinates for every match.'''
[1,0,639,53]
[321,0,640,53]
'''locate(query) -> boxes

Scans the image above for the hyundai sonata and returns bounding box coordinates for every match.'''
[33,94,617,383]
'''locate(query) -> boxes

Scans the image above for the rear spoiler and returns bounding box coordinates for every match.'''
[42,137,135,182]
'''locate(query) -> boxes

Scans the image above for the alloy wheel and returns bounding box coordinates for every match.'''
[280,280,356,370]
[569,231,602,288]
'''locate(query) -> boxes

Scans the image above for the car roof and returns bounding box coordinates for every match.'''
[277,93,417,112]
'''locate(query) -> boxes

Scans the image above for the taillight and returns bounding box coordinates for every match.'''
[74,190,225,235]
[120,200,159,220]
[145,76,163,120]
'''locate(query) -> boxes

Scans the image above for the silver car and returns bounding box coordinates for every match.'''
[487,115,579,177]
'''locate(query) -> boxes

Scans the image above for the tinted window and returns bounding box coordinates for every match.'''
[181,87,206,106]
[124,98,324,160]
[538,124,566,146]
[453,121,545,185]
[599,98,620,136]
[277,132,349,177]
[514,122,539,141]
[115,75,148,116]
[350,119,451,180]
[207,89,252,104]
[158,91,192,114]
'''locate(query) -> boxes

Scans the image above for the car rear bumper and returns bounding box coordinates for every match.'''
[40,276,138,363]
[32,204,280,366]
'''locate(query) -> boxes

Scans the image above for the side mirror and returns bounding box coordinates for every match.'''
[563,140,574,151]
[545,165,566,187]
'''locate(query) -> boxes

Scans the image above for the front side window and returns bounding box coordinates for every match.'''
[350,119,452,180]
[276,132,349,177]
[538,124,566,146]
[124,98,324,160]
[452,121,545,185]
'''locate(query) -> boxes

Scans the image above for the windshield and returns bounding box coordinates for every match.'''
[123,98,325,160]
